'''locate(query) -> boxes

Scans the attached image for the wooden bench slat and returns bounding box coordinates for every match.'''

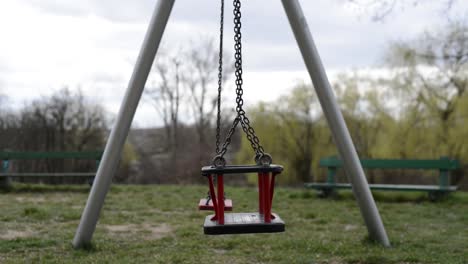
[0,173,96,177]
[0,152,102,187]
[305,183,458,192]
[0,151,103,160]
[319,158,460,170]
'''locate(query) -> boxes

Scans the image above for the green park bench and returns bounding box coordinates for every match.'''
[0,151,103,188]
[305,156,461,201]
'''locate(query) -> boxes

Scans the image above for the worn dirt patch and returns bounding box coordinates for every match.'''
[344,224,358,231]
[15,196,46,203]
[104,224,135,233]
[53,196,71,202]
[0,229,35,240]
[103,223,172,240]
[142,223,172,240]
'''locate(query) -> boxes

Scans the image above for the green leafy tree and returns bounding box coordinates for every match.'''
[385,20,468,158]
[237,83,326,184]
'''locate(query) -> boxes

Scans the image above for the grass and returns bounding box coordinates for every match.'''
[0,184,467,263]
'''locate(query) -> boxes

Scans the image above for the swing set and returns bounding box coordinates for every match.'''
[72,0,391,248]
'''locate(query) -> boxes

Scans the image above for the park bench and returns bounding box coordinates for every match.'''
[0,151,103,188]
[305,156,460,201]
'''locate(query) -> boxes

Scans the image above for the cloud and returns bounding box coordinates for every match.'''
[2,0,468,127]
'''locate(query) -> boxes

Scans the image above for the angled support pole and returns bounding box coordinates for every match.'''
[72,0,176,248]
[281,0,390,247]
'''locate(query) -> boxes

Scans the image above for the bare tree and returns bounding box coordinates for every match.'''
[11,88,108,181]
[346,0,459,21]
[184,38,234,165]
[0,90,12,131]
[143,38,234,183]
[384,20,468,185]
[18,88,108,152]
[146,53,183,153]
[144,49,185,182]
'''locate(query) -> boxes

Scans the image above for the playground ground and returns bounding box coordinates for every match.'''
[0,184,467,263]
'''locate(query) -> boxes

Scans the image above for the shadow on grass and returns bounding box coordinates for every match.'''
[0,183,90,194]
[361,234,391,247]
[72,242,97,252]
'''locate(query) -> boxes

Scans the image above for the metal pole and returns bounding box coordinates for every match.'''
[72,0,176,248]
[281,0,390,247]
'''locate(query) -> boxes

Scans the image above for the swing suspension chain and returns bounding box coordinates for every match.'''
[215,0,224,155]
[231,0,265,155]
[214,0,269,166]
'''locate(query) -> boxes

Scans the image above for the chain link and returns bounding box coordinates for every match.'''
[215,0,266,161]
[215,0,224,155]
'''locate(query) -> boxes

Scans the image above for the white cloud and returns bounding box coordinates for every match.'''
[0,0,467,127]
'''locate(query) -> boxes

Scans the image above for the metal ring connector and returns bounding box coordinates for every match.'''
[212,155,227,167]
[254,153,262,164]
[258,153,272,166]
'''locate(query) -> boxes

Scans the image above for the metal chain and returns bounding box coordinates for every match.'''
[215,0,224,155]
[215,0,265,161]
[232,0,265,155]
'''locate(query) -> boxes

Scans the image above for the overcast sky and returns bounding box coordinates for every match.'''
[0,0,467,127]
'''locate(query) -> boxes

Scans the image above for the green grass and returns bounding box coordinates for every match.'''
[0,184,467,263]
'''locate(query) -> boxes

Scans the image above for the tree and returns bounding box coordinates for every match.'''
[276,84,319,183]
[183,38,234,165]
[144,38,234,183]
[18,88,108,152]
[145,50,184,182]
[385,20,468,156]
[13,88,109,180]
[0,90,15,132]
[236,83,323,184]
[146,51,183,154]
[334,73,397,158]
[379,20,468,187]
[346,0,460,21]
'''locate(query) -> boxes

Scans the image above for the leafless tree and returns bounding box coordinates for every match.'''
[146,53,183,153]
[144,49,186,182]
[18,88,108,152]
[142,38,235,183]
[346,0,459,21]
[11,88,108,181]
[184,38,234,165]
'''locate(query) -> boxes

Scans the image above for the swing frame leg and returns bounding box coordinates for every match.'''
[281,0,390,247]
[72,0,176,249]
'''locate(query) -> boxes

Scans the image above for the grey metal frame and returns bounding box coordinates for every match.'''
[73,0,390,248]
[281,0,390,247]
[72,0,176,248]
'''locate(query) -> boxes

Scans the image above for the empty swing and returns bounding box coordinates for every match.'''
[200,0,285,235]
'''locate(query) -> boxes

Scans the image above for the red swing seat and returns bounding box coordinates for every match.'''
[198,198,233,211]
[201,164,285,235]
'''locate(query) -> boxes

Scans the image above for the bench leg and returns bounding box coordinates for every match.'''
[428,191,448,202]
[88,177,95,187]
[317,188,335,198]
[0,177,12,190]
